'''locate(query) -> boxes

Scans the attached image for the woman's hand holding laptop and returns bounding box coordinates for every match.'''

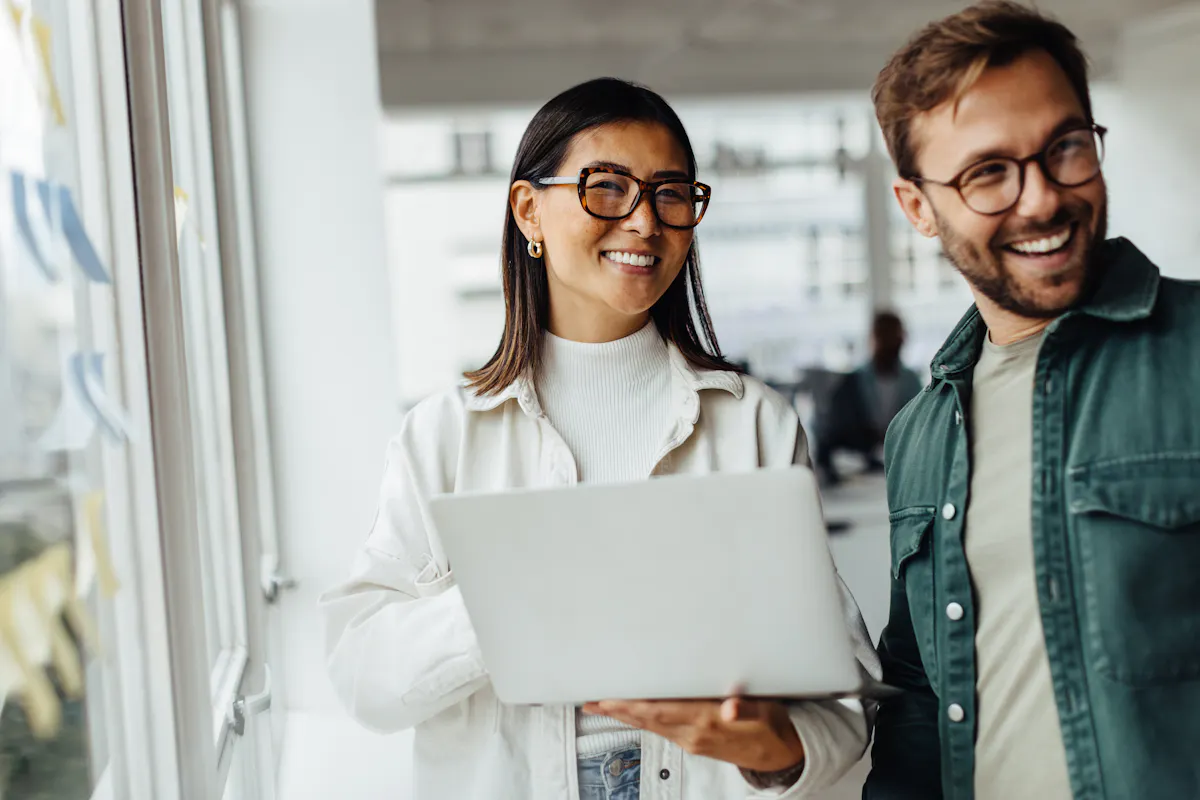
[582,696,805,773]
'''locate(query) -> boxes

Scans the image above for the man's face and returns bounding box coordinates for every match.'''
[896,49,1108,319]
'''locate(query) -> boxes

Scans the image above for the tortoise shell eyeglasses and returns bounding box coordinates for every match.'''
[538,167,712,229]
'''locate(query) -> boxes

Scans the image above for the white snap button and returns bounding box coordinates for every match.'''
[942,503,957,520]
[948,703,965,722]
[946,602,964,621]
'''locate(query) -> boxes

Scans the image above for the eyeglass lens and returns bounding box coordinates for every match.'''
[583,171,706,227]
[957,128,1104,214]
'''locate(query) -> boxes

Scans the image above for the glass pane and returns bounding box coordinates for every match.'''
[0,0,120,795]
[160,0,247,684]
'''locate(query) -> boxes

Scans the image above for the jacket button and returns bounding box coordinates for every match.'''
[659,769,670,780]
[942,503,957,520]
[948,703,965,722]
[954,410,963,426]
[946,602,964,621]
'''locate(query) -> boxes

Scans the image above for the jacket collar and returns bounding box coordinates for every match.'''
[462,342,743,417]
[1073,237,1161,323]
[929,237,1162,381]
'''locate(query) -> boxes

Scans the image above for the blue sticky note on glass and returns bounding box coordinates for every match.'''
[35,178,112,284]
[10,171,59,282]
[69,351,126,444]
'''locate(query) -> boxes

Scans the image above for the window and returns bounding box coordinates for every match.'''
[452,129,494,175]
[1,1,280,798]
[153,0,279,796]
[1,0,140,796]
[159,0,250,753]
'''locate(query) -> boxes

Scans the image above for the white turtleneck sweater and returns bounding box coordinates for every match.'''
[535,320,673,756]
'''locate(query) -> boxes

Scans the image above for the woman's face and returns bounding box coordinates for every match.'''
[511,120,695,342]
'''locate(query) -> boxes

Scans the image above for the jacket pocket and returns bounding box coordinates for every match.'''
[890,507,939,685]
[1070,453,1200,684]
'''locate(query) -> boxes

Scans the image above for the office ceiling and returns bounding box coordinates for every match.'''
[375,0,1184,107]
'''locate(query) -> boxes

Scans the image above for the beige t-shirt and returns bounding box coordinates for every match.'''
[965,330,1072,799]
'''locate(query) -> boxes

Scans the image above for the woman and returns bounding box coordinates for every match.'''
[322,77,879,800]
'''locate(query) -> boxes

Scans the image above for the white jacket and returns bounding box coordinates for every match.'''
[321,346,880,800]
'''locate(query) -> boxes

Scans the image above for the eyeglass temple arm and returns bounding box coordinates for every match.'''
[537,177,580,185]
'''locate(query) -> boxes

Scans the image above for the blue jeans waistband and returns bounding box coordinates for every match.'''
[578,745,641,800]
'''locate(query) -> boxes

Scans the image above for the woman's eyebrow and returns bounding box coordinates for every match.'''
[581,160,689,180]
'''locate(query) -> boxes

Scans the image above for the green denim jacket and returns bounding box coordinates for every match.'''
[864,239,1200,800]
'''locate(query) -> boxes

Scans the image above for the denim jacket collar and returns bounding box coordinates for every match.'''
[928,237,1162,383]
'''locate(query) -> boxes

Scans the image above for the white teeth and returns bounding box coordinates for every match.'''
[1009,228,1072,254]
[604,251,657,267]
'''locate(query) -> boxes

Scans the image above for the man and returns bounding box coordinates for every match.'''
[816,311,922,485]
[864,2,1200,799]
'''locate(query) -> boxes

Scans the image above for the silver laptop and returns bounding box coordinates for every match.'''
[428,466,873,705]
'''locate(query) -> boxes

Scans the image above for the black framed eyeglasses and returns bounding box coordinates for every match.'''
[538,167,712,229]
[907,123,1107,216]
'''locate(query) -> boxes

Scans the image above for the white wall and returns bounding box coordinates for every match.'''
[239,0,400,725]
[1098,2,1200,279]
[385,180,507,407]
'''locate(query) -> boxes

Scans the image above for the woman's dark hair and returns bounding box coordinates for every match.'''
[465,77,740,395]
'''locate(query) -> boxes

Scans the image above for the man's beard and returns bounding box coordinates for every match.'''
[935,194,1107,319]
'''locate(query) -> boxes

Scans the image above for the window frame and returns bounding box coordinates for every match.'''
[118,0,281,796]
[118,0,223,796]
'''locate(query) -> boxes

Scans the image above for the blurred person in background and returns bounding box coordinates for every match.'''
[321,77,878,800]
[814,311,922,486]
[866,3,1200,799]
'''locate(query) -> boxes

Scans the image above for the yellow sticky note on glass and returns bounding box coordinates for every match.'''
[8,5,67,126]
[84,491,120,598]
[0,570,62,740]
[31,17,66,127]
[172,186,207,250]
[174,186,189,247]
[29,546,84,699]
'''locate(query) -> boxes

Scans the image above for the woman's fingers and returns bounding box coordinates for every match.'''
[721,696,776,723]
[720,696,741,722]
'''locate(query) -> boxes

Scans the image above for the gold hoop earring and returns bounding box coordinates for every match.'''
[527,239,543,259]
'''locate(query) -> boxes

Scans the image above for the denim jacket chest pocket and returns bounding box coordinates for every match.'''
[890,506,940,686]
[1069,452,1200,685]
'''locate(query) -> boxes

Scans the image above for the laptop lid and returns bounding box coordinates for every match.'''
[429,467,862,705]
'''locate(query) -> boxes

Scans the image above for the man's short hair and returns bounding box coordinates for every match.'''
[872,1,1093,179]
